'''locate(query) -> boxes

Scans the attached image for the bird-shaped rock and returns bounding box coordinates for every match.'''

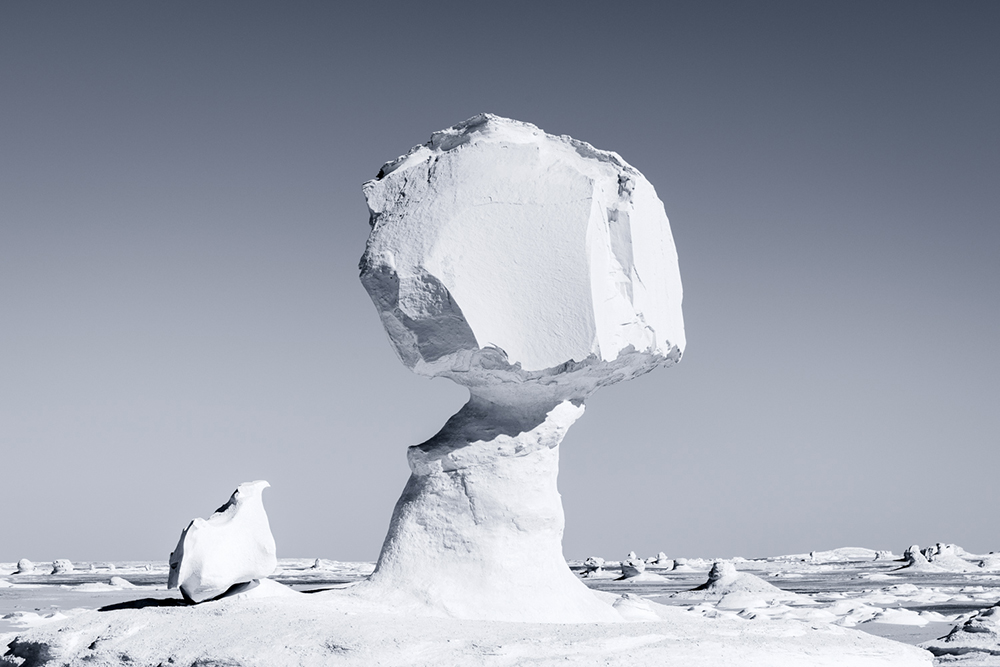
[168,480,277,603]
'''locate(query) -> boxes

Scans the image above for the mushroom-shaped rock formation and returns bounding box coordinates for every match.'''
[358,114,684,622]
[14,559,34,575]
[168,480,277,603]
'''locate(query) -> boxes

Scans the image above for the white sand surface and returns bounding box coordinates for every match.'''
[9,549,1000,665]
[3,587,932,667]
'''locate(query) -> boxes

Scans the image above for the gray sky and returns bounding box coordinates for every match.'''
[1,1,998,563]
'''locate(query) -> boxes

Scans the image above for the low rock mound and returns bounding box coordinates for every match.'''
[51,559,73,574]
[109,576,136,588]
[620,553,646,579]
[896,544,943,572]
[612,593,659,621]
[581,556,605,577]
[650,552,671,567]
[14,559,34,574]
[676,561,802,602]
[671,558,699,572]
[897,543,976,573]
[978,554,1000,571]
[923,603,1000,659]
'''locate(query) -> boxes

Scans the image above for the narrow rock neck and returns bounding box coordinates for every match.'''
[407,394,583,474]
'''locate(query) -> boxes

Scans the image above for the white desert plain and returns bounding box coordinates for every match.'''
[2,116,996,667]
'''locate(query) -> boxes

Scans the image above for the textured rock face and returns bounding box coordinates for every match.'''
[361,113,684,400]
[362,400,619,622]
[621,554,647,578]
[359,115,684,622]
[168,480,277,603]
[924,603,1000,659]
[706,561,738,584]
[51,559,73,574]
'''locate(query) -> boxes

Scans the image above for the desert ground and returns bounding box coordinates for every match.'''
[3,546,998,666]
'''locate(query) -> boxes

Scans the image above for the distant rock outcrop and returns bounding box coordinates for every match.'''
[899,545,934,570]
[168,480,277,603]
[898,543,974,572]
[619,553,646,579]
[677,561,802,603]
[51,559,73,574]
[671,558,696,572]
[978,554,1000,570]
[14,559,34,575]
[581,557,605,577]
[650,552,671,566]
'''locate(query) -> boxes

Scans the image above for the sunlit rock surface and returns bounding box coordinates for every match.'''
[356,114,685,622]
[168,480,277,603]
[50,559,73,574]
[924,602,1000,660]
[621,553,647,578]
[360,113,684,399]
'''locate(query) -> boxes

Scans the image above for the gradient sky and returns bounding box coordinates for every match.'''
[1,1,998,564]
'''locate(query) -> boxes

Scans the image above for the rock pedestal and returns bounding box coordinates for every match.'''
[363,398,618,621]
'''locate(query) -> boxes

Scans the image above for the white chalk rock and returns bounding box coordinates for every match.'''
[168,480,277,603]
[924,603,1000,660]
[357,115,685,623]
[621,554,647,578]
[978,554,1000,570]
[926,543,976,572]
[678,561,803,603]
[903,545,928,564]
[612,593,660,621]
[51,559,73,574]
[898,544,948,572]
[361,113,684,400]
[359,401,620,622]
[15,559,34,574]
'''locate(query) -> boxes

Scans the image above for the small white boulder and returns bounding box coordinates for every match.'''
[168,480,277,603]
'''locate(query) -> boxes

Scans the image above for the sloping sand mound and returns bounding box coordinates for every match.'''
[675,562,804,603]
